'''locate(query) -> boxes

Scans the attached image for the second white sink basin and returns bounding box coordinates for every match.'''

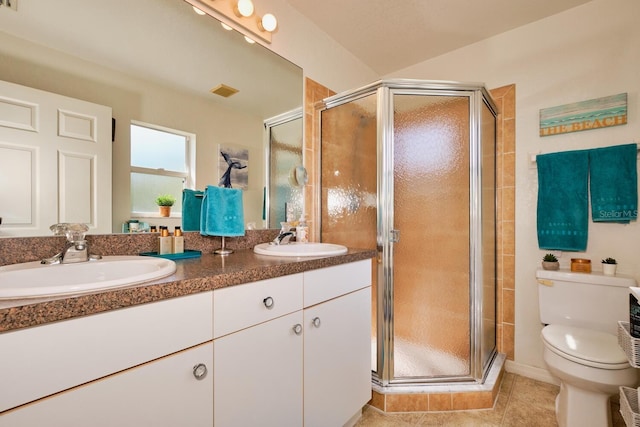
[254,242,348,257]
[0,256,177,299]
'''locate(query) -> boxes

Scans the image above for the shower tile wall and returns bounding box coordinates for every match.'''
[490,84,516,361]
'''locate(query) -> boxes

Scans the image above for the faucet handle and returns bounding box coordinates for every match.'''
[50,223,89,242]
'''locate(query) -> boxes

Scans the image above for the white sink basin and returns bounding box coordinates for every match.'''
[254,242,348,257]
[0,256,177,299]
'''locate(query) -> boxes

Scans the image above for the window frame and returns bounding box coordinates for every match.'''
[129,120,196,217]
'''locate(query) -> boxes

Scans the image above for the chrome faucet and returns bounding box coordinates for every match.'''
[271,222,296,245]
[42,223,102,264]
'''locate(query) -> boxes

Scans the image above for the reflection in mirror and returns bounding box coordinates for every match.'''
[264,109,304,229]
[0,0,302,237]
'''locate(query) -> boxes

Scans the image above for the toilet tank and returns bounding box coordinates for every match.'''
[537,269,637,335]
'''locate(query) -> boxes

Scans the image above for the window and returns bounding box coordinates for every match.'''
[130,122,195,216]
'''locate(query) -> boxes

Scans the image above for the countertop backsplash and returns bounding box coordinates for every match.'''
[0,229,280,267]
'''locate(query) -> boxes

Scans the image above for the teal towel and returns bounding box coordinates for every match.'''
[200,185,245,237]
[182,189,204,232]
[537,150,589,251]
[589,143,637,223]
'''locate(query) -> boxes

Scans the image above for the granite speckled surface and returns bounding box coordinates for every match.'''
[0,231,375,333]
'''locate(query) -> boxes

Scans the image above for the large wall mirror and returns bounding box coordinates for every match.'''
[0,0,302,237]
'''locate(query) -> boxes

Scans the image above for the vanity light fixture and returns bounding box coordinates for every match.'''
[259,13,277,32]
[221,22,233,31]
[234,0,254,18]
[189,0,278,43]
[192,6,206,15]
[244,35,256,44]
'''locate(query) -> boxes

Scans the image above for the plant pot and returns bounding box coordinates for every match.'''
[542,261,559,271]
[159,206,172,217]
[602,263,617,276]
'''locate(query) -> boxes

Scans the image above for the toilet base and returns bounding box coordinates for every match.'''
[555,382,612,427]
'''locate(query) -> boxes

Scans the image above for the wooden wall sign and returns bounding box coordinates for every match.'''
[540,93,627,137]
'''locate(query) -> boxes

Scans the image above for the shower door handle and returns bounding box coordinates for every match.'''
[390,229,400,243]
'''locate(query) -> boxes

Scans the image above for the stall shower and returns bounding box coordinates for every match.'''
[317,80,499,390]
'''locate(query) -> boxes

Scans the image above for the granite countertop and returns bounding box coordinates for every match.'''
[0,248,376,333]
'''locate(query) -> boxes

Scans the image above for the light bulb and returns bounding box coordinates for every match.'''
[244,35,256,44]
[221,22,233,31]
[261,13,277,32]
[236,0,254,17]
[192,6,206,16]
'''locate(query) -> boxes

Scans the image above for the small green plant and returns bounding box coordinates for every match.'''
[155,194,176,207]
[543,253,558,262]
[602,257,617,265]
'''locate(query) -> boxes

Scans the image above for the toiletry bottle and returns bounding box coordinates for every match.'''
[158,226,172,255]
[296,216,309,243]
[172,226,184,254]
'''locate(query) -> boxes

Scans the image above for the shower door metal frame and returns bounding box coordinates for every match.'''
[318,79,498,387]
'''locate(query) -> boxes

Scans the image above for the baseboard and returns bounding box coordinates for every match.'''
[504,360,559,385]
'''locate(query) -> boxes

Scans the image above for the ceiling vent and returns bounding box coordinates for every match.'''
[210,84,239,98]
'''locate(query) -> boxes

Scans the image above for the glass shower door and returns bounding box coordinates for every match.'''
[390,92,472,381]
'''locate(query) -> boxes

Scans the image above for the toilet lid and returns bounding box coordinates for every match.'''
[542,324,629,367]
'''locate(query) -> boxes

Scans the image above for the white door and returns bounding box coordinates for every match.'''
[214,310,304,427]
[0,79,112,236]
[304,288,372,427]
[0,342,214,427]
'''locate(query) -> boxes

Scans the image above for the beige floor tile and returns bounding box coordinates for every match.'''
[417,410,500,426]
[509,375,559,412]
[501,397,558,427]
[355,373,623,427]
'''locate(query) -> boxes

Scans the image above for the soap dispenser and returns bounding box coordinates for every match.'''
[296,216,309,243]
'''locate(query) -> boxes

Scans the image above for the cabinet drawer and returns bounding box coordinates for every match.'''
[304,259,372,307]
[1,342,214,427]
[213,273,303,338]
[0,291,213,413]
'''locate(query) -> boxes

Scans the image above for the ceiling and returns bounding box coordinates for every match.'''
[286,0,594,75]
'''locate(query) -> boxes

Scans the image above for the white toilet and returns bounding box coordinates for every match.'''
[537,268,639,427]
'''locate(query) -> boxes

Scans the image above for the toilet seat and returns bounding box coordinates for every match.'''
[542,324,630,369]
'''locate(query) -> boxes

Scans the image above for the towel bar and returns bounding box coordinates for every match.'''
[529,143,640,166]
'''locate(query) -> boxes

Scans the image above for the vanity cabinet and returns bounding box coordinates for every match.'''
[212,259,372,427]
[0,258,372,427]
[0,292,214,426]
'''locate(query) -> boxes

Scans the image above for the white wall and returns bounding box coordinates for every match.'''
[385,0,640,370]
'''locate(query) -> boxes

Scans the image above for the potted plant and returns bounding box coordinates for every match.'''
[601,257,617,276]
[542,253,559,271]
[156,194,176,217]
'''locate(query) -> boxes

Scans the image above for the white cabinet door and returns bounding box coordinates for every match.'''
[214,310,304,427]
[303,287,372,427]
[0,342,213,427]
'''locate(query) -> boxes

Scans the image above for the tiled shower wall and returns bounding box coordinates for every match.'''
[304,78,516,362]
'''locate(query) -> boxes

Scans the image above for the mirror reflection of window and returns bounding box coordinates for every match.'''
[265,109,303,228]
[130,122,196,216]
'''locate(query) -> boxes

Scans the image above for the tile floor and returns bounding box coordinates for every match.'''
[354,373,626,426]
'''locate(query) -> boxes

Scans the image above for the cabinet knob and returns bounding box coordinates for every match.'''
[192,363,208,380]
[292,323,303,335]
[312,317,321,328]
[263,296,275,309]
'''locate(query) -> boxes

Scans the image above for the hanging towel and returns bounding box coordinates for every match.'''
[200,185,245,237]
[589,143,638,223]
[537,150,589,251]
[181,189,204,232]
